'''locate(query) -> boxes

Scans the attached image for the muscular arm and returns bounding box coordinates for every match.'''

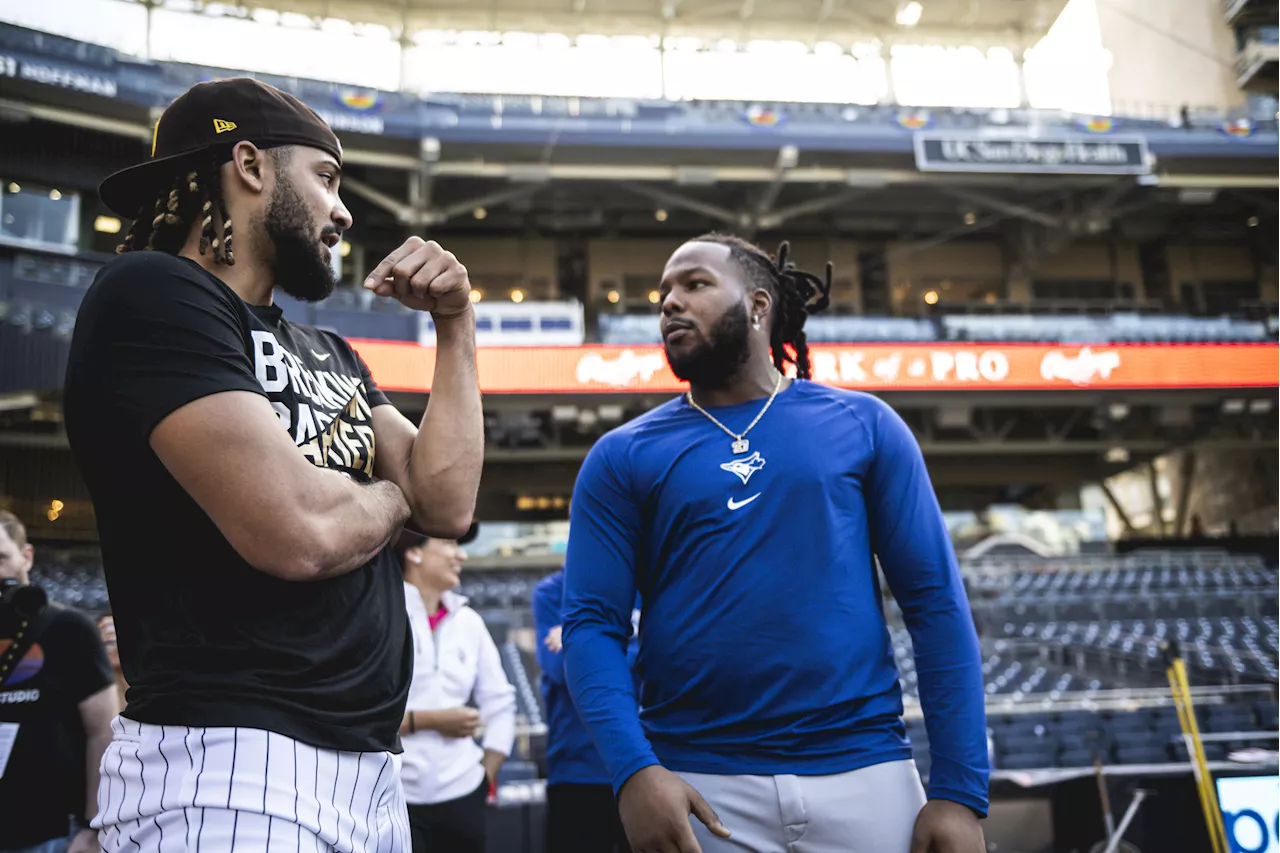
[863,399,989,817]
[152,391,410,581]
[562,436,656,794]
[73,258,409,581]
[371,310,482,539]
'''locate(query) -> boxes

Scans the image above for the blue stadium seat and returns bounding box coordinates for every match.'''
[1059,748,1103,768]
[999,751,1059,770]
[1204,704,1258,733]
[1115,744,1170,765]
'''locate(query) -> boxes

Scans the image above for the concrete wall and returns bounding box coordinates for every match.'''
[1168,244,1258,284]
[443,238,558,299]
[1163,447,1279,536]
[588,237,864,307]
[887,242,1005,311]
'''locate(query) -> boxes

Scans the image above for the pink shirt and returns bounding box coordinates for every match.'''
[427,604,449,632]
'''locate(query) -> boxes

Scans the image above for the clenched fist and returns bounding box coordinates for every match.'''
[364,237,472,318]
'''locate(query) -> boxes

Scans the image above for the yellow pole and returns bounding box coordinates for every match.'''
[1166,674,1223,853]
[1163,644,1229,853]
[1173,658,1229,853]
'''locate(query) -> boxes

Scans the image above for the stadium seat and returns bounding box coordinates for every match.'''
[1203,704,1258,733]
[998,751,1059,770]
[1115,744,1170,765]
[1255,699,1279,730]
[1059,748,1104,768]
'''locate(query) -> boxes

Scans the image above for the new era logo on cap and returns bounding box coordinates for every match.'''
[101,77,344,218]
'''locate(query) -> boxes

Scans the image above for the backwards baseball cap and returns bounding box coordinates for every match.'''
[99,77,342,219]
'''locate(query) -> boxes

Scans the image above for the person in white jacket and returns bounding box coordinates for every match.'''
[397,526,516,853]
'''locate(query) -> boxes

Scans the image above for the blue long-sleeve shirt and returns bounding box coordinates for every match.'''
[562,381,989,815]
[534,571,642,786]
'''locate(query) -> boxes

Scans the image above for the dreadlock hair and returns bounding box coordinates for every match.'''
[116,148,237,265]
[691,233,832,380]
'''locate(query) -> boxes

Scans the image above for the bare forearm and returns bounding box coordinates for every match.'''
[307,478,410,580]
[406,309,483,536]
[400,709,445,734]
[482,748,506,783]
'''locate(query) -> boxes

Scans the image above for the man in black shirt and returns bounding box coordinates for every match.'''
[0,511,118,853]
[63,78,483,853]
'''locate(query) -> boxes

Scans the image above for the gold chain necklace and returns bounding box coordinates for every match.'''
[685,371,783,454]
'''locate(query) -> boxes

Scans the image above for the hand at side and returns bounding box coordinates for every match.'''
[618,765,730,853]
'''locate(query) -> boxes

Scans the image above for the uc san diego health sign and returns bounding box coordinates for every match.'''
[914,131,1151,175]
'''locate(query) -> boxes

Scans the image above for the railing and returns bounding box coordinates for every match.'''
[905,681,1276,716]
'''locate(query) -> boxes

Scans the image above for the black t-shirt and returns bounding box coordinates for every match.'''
[0,604,114,847]
[63,252,411,754]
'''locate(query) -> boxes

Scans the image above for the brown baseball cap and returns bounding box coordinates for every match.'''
[100,77,342,218]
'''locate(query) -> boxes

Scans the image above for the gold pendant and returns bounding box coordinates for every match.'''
[732,438,749,454]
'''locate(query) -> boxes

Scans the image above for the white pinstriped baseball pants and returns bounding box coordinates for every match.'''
[92,717,411,853]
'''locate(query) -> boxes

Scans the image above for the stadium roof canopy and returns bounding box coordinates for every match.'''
[154,0,1072,46]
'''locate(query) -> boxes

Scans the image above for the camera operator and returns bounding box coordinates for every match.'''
[0,511,118,853]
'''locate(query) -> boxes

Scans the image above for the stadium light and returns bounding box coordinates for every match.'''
[50,499,64,512]
[473,207,488,220]
[607,290,621,304]
[94,216,122,234]
[48,189,62,201]
[654,208,668,222]
[46,509,59,522]
[470,290,484,303]
[5,183,18,193]
[648,290,661,304]
[923,290,939,305]
[895,2,923,27]
[510,289,525,303]
[338,241,352,258]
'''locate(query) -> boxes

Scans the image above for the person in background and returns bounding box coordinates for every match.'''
[0,511,118,853]
[399,524,517,853]
[533,568,635,853]
[94,613,127,710]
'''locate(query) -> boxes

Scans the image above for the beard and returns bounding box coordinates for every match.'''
[257,175,338,303]
[664,300,752,389]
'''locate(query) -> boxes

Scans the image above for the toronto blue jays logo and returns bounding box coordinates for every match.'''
[720,452,766,485]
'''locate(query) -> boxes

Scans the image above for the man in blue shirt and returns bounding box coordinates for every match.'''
[562,234,988,853]
[533,570,633,853]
